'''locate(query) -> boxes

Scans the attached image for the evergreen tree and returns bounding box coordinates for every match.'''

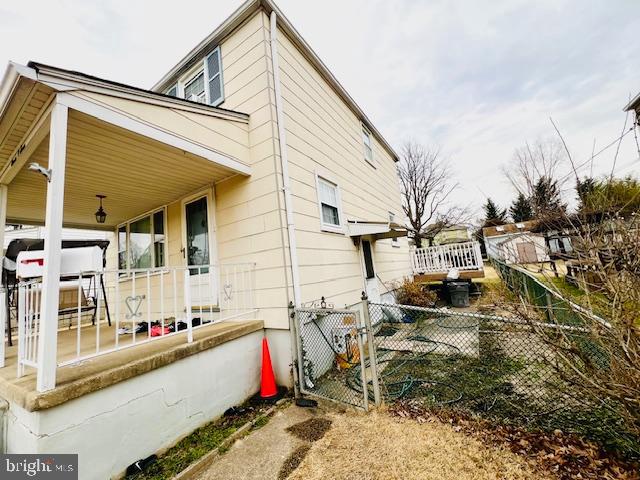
[531,176,565,218]
[483,198,508,227]
[509,192,533,222]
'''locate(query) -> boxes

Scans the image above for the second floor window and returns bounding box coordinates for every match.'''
[164,47,224,107]
[362,127,373,165]
[183,72,206,103]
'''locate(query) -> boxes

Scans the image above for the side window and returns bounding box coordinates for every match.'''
[317,176,343,232]
[362,126,373,165]
[389,212,400,247]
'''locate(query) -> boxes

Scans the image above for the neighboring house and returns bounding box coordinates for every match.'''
[431,225,472,246]
[624,90,640,125]
[0,1,412,476]
[483,220,550,264]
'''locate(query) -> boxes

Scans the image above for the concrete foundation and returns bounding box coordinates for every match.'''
[4,329,263,479]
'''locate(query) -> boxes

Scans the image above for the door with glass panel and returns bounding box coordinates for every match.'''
[183,195,217,309]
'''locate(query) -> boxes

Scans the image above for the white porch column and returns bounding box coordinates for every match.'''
[0,183,7,368]
[36,102,68,392]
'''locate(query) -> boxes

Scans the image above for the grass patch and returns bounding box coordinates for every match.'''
[545,277,610,318]
[375,327,639,460]
[125,401,272,480]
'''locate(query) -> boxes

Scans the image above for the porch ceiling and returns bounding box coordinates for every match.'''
[6,109,246,228]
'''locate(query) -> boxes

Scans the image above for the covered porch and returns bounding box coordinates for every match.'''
[0,62,258,393]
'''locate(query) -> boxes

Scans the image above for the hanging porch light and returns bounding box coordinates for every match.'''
[95,195,107,224]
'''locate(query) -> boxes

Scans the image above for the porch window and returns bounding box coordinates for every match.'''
[118,226,127,269]
[130,216,152,268]
[362,126,373,165]
[153,210,166,268]
[117,208,166,270]
[317,176,342,232]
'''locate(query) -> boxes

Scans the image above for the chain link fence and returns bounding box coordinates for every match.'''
[293,299,637,459]
[293,306,371,409]
[491,258,604,327]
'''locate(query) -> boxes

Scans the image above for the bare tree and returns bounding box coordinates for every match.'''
[398,142,465,248]
[492,180,640,455]
[502,137,567,198]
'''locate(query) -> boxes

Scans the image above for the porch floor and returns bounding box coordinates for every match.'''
[0,319,264,412]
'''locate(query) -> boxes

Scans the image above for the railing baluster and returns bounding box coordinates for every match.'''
[160,270,165,334]
[77,273,82,358]
[17,283,25,377]
[95,273,102,354]
[184,269,193,343]
[131,271,136,345]
[115,270,120,348]
[172,269,178,326]
[147,270,151,341]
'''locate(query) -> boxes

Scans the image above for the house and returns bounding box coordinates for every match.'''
[483,220,550,264]
[431,225,472,246]
[0,0,417,476]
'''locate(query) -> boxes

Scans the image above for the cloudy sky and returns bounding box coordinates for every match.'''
[1,0,638,217]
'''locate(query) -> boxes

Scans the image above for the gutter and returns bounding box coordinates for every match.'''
[269,11,301,308]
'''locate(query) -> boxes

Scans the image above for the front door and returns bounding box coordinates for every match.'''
[361,240,380,302]
[183,195,217,308]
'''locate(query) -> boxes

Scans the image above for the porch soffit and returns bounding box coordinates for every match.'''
[6,108,249,229]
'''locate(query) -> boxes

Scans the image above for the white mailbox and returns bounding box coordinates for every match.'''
[16,246,104,279]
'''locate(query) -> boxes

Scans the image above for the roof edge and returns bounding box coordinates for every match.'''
[152,0,400,161]
[623,91,640,112]
[25,61,249,123]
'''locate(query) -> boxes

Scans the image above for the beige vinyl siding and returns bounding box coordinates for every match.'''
[273,20,410,307]
[105,11,291,329]
[210,10,290,329]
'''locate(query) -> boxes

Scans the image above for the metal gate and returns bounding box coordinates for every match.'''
[291,301,380,410]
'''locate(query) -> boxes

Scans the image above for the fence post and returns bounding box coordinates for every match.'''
[361,292,381,407]
[355,310,369,412]
[287,302,301,398]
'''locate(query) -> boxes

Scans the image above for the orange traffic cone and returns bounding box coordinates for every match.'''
[260,337,278,398]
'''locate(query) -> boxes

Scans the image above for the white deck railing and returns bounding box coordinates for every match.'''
[411,241,484,274]
[14,263,256,375]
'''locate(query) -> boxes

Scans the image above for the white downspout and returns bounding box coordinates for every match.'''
[270,11,302,307]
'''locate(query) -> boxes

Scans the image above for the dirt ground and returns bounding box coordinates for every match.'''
[196,403,548,480]
[288,411,548,480]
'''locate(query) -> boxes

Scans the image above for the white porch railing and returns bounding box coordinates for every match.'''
[14,263,256,377]
[411,241,484,274]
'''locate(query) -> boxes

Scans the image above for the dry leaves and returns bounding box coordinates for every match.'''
[388,401,639,480]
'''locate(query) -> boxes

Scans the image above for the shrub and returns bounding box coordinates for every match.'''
[391,278,437,307]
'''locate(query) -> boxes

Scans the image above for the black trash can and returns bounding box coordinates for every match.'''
[447,281,470,308]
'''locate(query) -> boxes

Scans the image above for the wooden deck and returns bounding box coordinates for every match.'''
[0,319,263,411]
[414,269,485,283]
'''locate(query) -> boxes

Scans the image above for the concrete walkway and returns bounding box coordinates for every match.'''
[197,402,332,480]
